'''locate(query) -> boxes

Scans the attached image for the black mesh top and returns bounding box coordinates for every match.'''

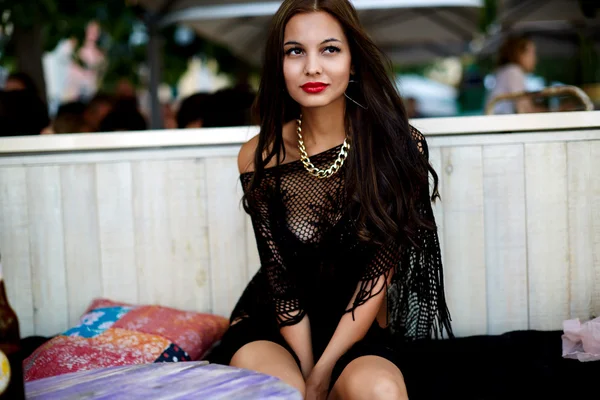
[230,128,453,357]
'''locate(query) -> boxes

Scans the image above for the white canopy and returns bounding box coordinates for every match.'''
[139,0,483,65]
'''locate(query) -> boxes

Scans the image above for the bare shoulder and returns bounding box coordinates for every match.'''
[238,134,260,174]
[238,121,298,174]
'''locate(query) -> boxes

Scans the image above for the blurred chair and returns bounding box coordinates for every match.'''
[485,85,594,114]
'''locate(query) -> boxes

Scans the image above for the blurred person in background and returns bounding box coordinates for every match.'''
[202,87,255,127]
[176,92,211,128]
[115,78,137,99]
[486,35,545,114]
[405,97,423,118]
[83,92,114,132]
[0,90,49,136]
[51,101,89,134]
[4,72,38,93]
[98,96,147,132]
[162,103,178,129]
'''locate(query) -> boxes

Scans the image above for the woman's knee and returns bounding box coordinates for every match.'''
[369,373,407,400]
[230,340,305,396]
[331,356,407,400]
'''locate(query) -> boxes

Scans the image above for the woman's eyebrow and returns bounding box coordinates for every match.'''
[283,38,342,46]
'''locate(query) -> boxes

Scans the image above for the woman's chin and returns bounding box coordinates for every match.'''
[293,94,343,110]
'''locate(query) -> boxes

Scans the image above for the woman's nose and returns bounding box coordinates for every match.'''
[304,53,322,76]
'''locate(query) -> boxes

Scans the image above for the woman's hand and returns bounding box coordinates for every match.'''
[305,362,333,400]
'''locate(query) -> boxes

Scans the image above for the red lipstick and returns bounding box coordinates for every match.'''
[301,82,329,94]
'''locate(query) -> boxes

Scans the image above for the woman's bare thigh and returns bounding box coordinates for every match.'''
[230,340,305,397]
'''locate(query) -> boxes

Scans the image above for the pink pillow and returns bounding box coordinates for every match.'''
[23,298,229,381]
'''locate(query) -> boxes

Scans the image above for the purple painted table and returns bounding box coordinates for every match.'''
[25,362,302,399]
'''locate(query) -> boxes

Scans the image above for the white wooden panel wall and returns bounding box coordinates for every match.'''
[0,168,35,337]
[1,138,599,338]
[525,143,570,330]
[567,142,600,320]
[441,146,487,337]
[96,163,138,305]
[482,145,528,334]
[206,157,247,317]
[27,167,69,337]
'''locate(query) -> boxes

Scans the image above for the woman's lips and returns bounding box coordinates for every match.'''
[301,82,329,94]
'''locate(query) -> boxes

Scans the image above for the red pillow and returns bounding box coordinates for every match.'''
[23,298,229,381]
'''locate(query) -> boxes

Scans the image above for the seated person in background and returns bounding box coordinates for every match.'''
[4,71,38,93]
[176,93,211,128]
[51,101,89,134]
[162,103,178,129]
[487,35,544,114]
[202,87,255,128]
[84,93,115,132]
[0,90,50,136]
[98,97,147,132]
[405,97,424,118]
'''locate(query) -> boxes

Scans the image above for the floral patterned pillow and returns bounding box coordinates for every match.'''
[23,298,229,381]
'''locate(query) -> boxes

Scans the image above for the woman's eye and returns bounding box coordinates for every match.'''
[323,46,341,54]
[286,48,303,56]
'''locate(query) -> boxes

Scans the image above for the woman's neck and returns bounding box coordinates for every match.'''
[299,98,346,152]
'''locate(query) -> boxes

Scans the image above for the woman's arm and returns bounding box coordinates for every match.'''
[316,273,388,370]
[239,138,314,378]
[515,96,547,113]
[305,270,391,399]
[281,314,314,379]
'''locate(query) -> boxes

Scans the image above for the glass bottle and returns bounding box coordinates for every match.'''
[0,252,25,399]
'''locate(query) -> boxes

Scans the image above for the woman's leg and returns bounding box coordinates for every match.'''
[230,340,305,397]
[329,355,407,400]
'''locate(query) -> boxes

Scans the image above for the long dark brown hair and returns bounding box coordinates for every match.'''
[246,0,439,246]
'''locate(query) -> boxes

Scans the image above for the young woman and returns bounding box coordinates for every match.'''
[487,35,541,114]
[205,1,453,399]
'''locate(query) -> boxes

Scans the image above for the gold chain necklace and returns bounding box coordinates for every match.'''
[297,116,350,179]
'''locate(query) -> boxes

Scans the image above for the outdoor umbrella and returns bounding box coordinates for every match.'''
[477,0,600,58]
[138,0,484,66]
[136,0,483,127]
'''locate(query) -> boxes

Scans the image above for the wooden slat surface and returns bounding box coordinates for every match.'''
[428,147,446,264]
[96,162,138,304]
[132,161,172,307]
[567,142,595,320]
[26,166,69,336]
[0,167,35,337]
[0,139,598,337]
[164,159,211,313]
[206,157,248,317]
[61,164,103,327]
[592,142,600,318]
[525,143,570,330]
[482,145,529,333]
[441,146,487,336]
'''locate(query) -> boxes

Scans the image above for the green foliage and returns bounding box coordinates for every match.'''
[393,63,431,76]
[578,34,600,84]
